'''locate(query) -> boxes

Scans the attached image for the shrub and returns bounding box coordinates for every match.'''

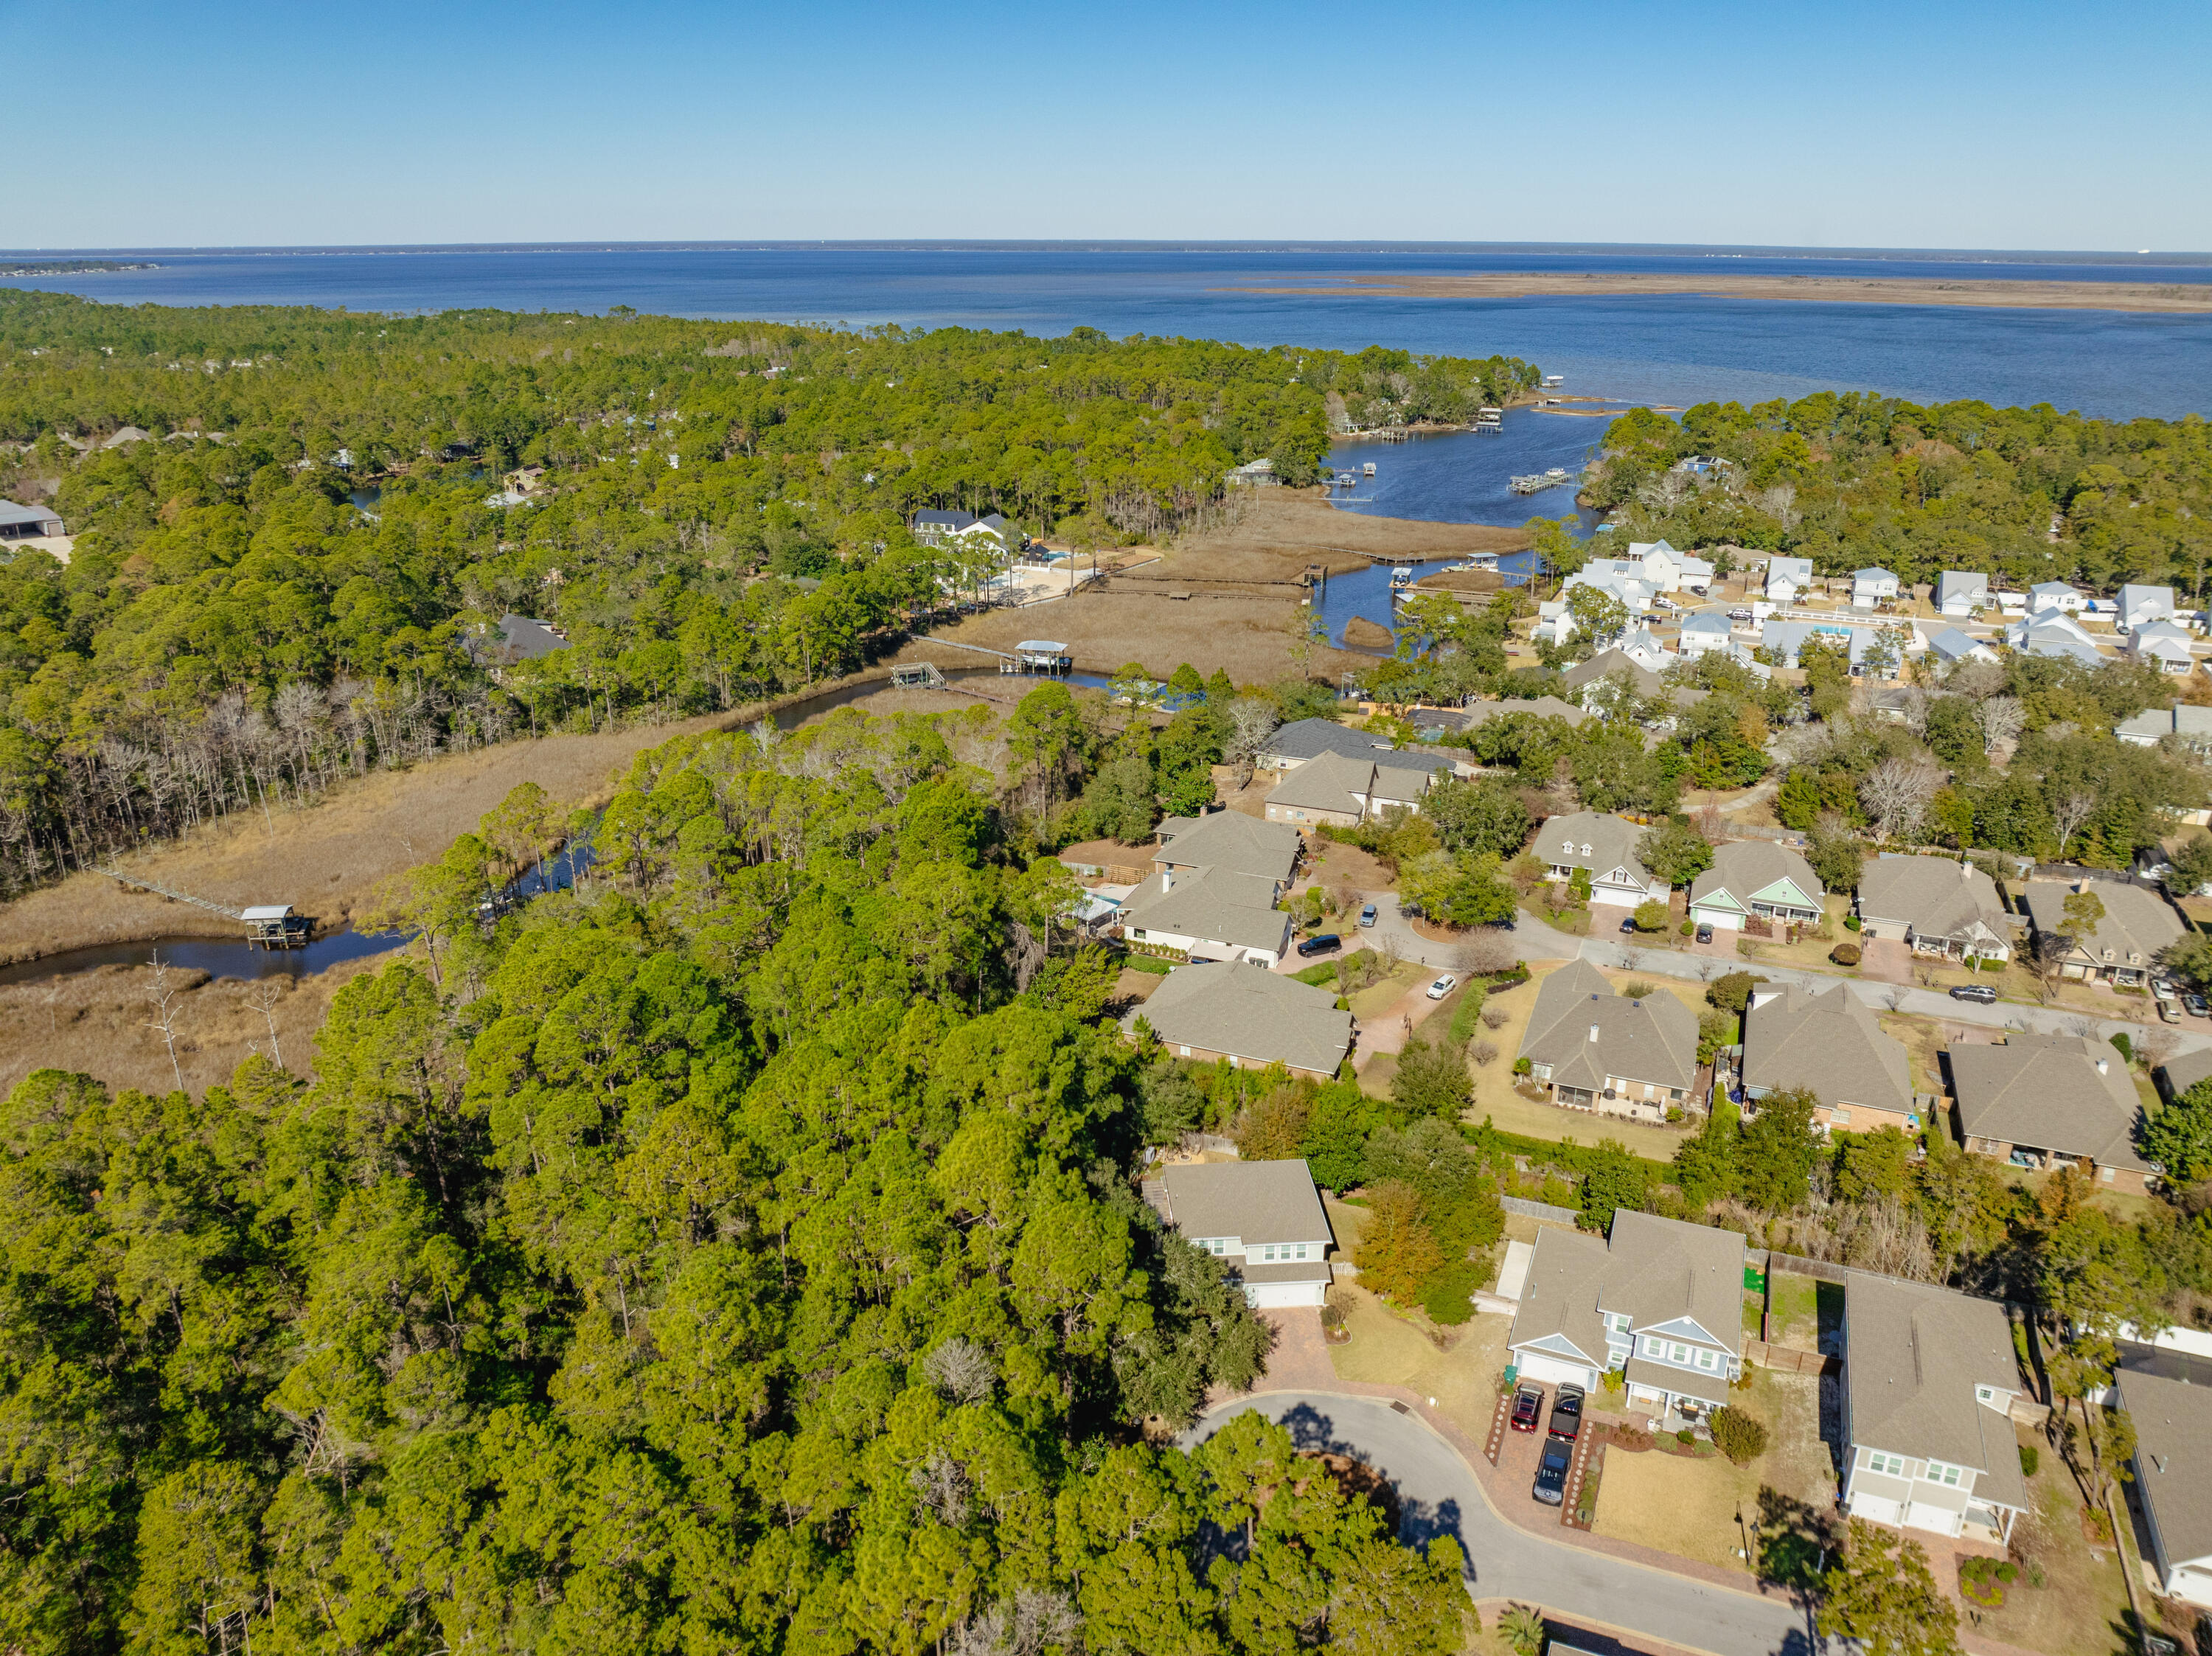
[1981,956,2006,973]
[1708,1405,1769,1466]
[1620,979,1657,1000]
[1680,919,1694,936]
[1843,914,1862,931]
[2019,1442,2039,1478]
[1513,1057,1531,1075]
[1829,942,1861,967]
[1471,1040,1500,1068]
[1676,1427,1696,1447]
[1481,1004,1509,1031]
[1632,897,1670,933]
[2111,1031,2134,1063]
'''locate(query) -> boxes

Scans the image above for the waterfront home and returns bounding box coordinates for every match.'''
[1765,555,1815,603]
[1851,567,1901,605]
[1743,981,1917,1135]
[911,509,1012,547]
[1688,841,1824,933]
[1514,958,1698,1123]
[2003,609,2107,668]
[1841,1273,2028,1543]
[2117,704,2212,754]
[2028,581,2085,614]
[2020,878,2183,986]
[1935,571,1989,618]
[1140,1158,1335,1308]
[1262,751,1444,828]
[2119,583,2179,632]
[1537,812,1668,906]
[2115,1346,2212,1609]
[2128,619,2196,674]
[1618,538,1714,594]
[1951,1032,2155,1193]
[1506,1210,1745,1423]
[1678,612,1734,658]
[1127,963,1352,1084]
[1224,458,1279,487]
[1856,855,2012,963]
[1927,626,1997,667]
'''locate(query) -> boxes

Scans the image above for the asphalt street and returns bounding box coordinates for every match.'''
[1185,1393,1820,1656]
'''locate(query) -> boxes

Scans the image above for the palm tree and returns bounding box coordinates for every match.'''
[1499,1604,1547,1656]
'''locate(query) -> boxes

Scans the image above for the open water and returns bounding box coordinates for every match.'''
[6,243,2211,419]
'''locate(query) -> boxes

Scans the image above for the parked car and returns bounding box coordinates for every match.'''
[2162,999,2183,1024]
[1949,984,1999,1004]
[1532,1436,1573,1506]
[1509,1386,1544,1433]
[1619,916,1638,934]
[1728,608,1754,622]
[1426,974,1458,1000]
[1695,923,1714,944]
[2152,977,2178,1003]
[2186,992,2209,1018]
[1359,903,1378,928]
[1296,933,1341,959]
[1548,1383,1585,1443]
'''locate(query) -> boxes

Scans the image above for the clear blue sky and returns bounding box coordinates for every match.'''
[5,0,2207,251]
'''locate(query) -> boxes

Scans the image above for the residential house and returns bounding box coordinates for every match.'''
[1537,812,1669,908]
[911,509,1012,547]
[1614,626,1674,673]
[1140,1158,1335,1308]
[1743,981,1918,1136]
[1765,555,1815,604]
[1856,855,2014,963]
[0,499,64,540]
[2119,583,2178,632]
[1935,571,1990,618]
[1262,751,1447,828]
[2156,1045,2212,1106]
[1619,538,1714,594]
[2128,619,2196,674]
[2114,1346,2212,1608]
[2117,704,2212,754]
[1505,1209,1747,1422]
[1121,812,1304,967]
[1558,562,1662,631]
[2020,879,2183,986]
[1865,686,1916,723]
[1253,717,1393,772]
[1852,567,1901,606]
[1927,626,1998,667]
[1513,957,1699,1122]
[2028,581,2085,614]
[468,613,569,678]
[1761,620,1914,677]
[1224,458,1279,487]
[1678,612,1735,658]
[1841,1273,2029,1542]
[1458,696,1589,731]
[2004,608,2107,668]
[1561,650,1668,698]
[1950,1032,2156,1193]
[1126,962,1352,1083]
[1688,841,1825,933]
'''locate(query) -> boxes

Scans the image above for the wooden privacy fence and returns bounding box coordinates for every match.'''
[1745,1338,1836,1376]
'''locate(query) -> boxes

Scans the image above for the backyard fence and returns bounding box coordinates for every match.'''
[1745,1338,1837,1376]
[1500,1195,1581,1225]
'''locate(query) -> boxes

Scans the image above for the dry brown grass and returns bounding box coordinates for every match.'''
[0,953,391,1099]
[0,712,748,965]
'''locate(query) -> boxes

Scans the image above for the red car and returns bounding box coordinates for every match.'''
[1509,1385,1544,1432]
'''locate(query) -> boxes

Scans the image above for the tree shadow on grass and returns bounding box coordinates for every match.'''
[1753,1484,1835,1600]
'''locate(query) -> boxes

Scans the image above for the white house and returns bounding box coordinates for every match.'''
[1621,539,1714,595]
[1678,612,1735,658]
[1851,567,1901,606]
[1935,571,1990,618]
[2115,1346,2212,1609]
[1506,1211,1747,1424]
[1766,556,1815,604]
[2028,581,2086,614]
[1688,841,1824,933]
[1614,626,1674,673]
[2005,610,2107,669]
[2119,583,2178,632]
[2129,619,2196,674]
[1141,1159,1335,1309]
[1927,625,1997,667]
[912,509,1012,548]
[1538,811,1669,908]
[1842,1273,2028,1544]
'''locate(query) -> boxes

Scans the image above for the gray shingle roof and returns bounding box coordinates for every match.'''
[2159,1047,2212,1101]
[1142,1156,1332,1245]
[1261,717,1391,765]
[1516,958,1697,1094]
[1153,810,1301,888]
[1857,855,2011,951]
[2020,880,2183,968]
[1561,650,1667,696]
[1507,1211,1747,1370]
[1744,982,1913,1117]
[1845,1273,2029,1511]
[1265,751,1379,816]
[2116,1351,2212,1569]
[1120,871,1293,957]
[1537,812,1655,890]
[1463,695,1590,728]
[1950,1032,2152,1172]
[1691,840,1824,911]
[0,498,63,531]
[1936,571,1989,605]
[1127,961,1351,1074]
[1928,627,1990,661]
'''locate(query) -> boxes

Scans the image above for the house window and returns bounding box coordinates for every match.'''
[1923,1461,1964,1488]
[1865,1450,1907,1477]
[1975,1385,1998,1405]
[1830,1107,1851,1124]
[2100,1167,2115,1183]
[1695,1348,1720,1371]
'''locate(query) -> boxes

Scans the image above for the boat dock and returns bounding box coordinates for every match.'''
[1509,467,1576,495]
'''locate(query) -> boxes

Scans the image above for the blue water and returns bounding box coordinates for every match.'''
[6,243,2211,418]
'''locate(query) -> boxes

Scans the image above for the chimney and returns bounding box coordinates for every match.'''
[1960,861,1972,881]
[2096,1057,2109,1075]
[1161,869,1172,892]
[1589,1025,1601,1043]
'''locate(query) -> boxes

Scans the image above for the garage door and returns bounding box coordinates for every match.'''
[1904,1501,1961,1537]
[1692,905,1742,932]
[1514,1352,1597,1391]
[1850,1491,1903,1525]
[1246,1281,1326,1309]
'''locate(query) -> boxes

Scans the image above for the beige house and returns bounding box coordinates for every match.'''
[1743,981,1919,1135]
[1121,811,1303,967]
[1842,1273,2028,1543]
[1536,811,1669,908]
[1855,855,2013,963]
[2020,879,2183,987]
[1125,961,1352,1081]
[1514,959,1699,1121]
[1950,1032,2155,1194]
[1262,751,1444,827]
[1141,1158,1335,1309]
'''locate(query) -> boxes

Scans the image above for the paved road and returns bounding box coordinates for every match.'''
[1186,1393,1819,1656]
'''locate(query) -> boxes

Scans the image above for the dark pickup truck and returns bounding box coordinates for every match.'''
[1548,1383,1585,1443]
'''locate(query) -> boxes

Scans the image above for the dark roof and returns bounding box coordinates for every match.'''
[1743,982,1913,1117]
[472,614,569,667]
[1516,958,1698,1094]
[1143,1158,1332,1246]
[0,498,63,530]
[1261,717,1391,765]
[2117,1353,2212,1569]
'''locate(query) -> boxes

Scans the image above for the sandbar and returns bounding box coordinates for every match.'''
[1215,272,2212,313]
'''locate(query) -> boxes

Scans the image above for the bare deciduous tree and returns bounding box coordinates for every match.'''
[1859,754,1944,843]
[2051,792,2097,858]
[247,976,286,1069]
[144,951,187,1092]
[1978,695,2025,755]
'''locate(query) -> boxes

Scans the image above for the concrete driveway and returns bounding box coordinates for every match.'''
[1184,1393,1818,1656]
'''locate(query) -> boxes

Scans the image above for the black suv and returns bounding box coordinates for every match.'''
[1296,933,1341,959]
[1548,1382,1585,1443]
[1533,1436,1572,1506]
